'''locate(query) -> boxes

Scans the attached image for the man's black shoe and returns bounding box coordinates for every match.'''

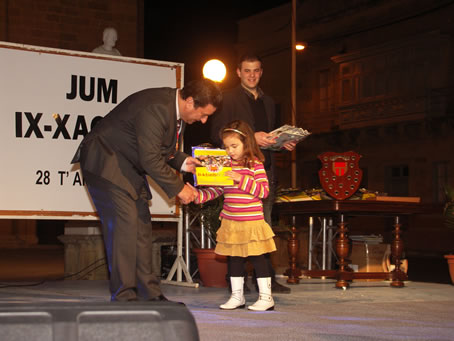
[149,294,169,302]
[149,295,185,305]
[272,279,291,294]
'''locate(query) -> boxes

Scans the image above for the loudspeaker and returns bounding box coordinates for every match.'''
[0,301,199,341]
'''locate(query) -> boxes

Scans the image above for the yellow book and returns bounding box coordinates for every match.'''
[192,147,233,186]
[276,191,314,202]
[373,196,420,203]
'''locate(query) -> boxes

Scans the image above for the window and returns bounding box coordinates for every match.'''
[360,167,368,189]
[384,165,409,196]
[433,161,451,203]
[302,160,322,189]
[319,69,330,112]
[340,62,360,104]
[338,47,429,105]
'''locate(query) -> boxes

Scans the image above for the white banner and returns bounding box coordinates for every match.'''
[0,42,183,219]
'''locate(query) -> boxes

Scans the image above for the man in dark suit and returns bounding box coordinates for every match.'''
[210,54,295,294]
[72,79,222,301]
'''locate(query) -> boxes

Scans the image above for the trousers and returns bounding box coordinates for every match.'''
[83,171,162,301]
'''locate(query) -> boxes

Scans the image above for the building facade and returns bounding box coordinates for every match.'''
[0,0,143,57]
[237,0,454,254]
[0,0,143,247]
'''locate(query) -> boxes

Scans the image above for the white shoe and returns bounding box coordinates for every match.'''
[220,277,245,310]
[248,277,274,311]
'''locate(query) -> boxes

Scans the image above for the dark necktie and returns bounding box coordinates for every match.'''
[176,119,182,150]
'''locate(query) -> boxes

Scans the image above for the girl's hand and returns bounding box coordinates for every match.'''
[225,170,242,182]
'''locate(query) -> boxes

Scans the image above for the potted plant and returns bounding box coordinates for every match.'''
[190,196,228,287]
[443,186,454,284]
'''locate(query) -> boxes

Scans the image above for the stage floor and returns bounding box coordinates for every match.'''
[1,277,454,340]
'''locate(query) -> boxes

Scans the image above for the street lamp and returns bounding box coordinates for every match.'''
[202,59,226,82]
[295,42,306,51]
[291,0,307,188]
[291,0,297,188]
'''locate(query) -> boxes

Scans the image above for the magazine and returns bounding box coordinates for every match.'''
[192,147,233,186]
[263,124,311,151]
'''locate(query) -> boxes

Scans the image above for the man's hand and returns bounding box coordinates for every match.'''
[177,183,198,204]
[282,141,297,151]
[185,182,200,200]
[254,131,276,148]
[181,156,201,174]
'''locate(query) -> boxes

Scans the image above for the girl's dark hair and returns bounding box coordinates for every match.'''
[221,120,264,168]
[180,79,222,109]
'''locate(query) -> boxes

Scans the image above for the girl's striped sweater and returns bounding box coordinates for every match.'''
[194,159,269,221]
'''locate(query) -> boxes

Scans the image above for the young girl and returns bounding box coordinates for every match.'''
[191,120,276,311]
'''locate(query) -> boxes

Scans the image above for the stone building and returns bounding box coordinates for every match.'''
[0,0,143,57]
[236,0,454,255]
[0,0,143,248]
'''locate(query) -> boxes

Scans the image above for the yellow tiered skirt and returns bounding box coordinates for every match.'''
[214,219,276,257]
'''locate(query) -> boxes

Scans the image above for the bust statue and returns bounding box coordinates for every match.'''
[92,27,121,56]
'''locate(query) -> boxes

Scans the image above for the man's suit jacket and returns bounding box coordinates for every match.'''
[72,87,187,201]
[209,85,277,179]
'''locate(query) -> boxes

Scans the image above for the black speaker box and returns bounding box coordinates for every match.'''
[0,301,199,341]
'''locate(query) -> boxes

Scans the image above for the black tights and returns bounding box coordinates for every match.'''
[229,255,270,278]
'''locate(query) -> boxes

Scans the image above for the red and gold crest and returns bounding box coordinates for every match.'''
[318,151,363,200]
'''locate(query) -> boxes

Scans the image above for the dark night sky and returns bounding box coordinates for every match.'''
[144,1,291,150]
[144,1,290,90]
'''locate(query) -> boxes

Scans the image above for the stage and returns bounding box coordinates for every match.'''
[1,277,454,340]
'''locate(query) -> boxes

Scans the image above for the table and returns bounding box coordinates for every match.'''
[275,200,442,289]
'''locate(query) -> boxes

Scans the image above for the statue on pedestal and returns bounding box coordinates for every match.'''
[92,27,121,56]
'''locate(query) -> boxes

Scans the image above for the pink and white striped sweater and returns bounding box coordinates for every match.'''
[194,159,269,221]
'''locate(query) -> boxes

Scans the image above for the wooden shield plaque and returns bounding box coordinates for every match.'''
[318,151,363,200]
